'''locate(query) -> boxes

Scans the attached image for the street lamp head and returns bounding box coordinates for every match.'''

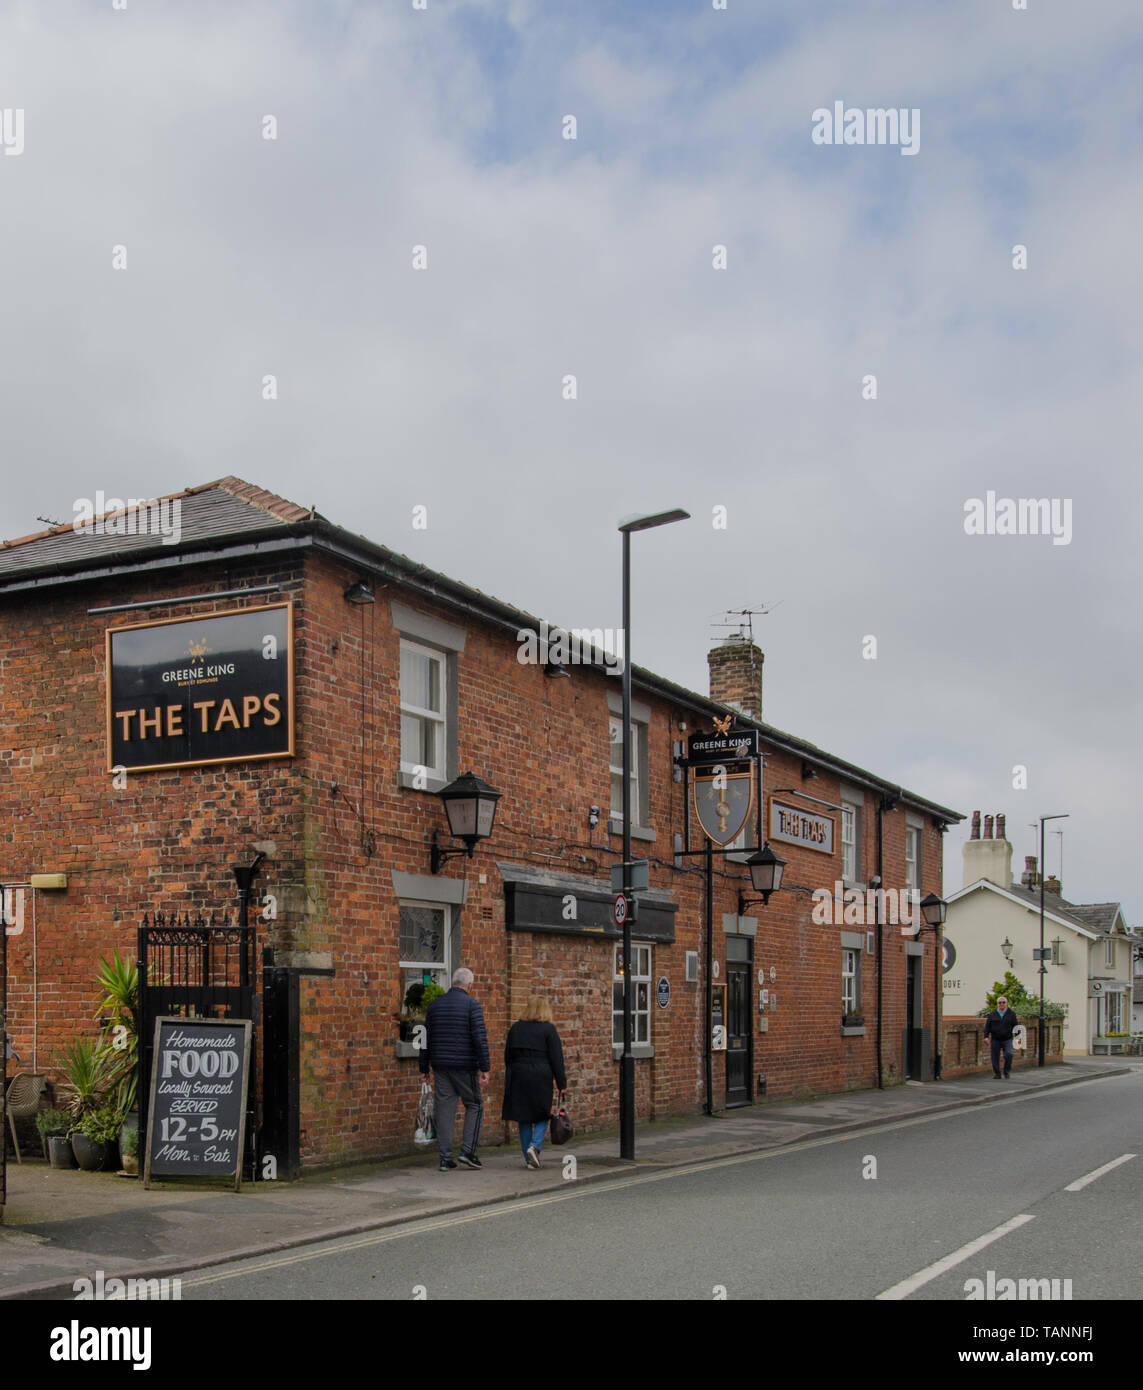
[618,508,690,534]
[747,842,786,901]
[920,892,947,928]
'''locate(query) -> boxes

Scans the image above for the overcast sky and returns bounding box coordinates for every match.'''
[1,0,1139,921]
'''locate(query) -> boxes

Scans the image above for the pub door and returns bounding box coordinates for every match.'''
[725,936,753,1108]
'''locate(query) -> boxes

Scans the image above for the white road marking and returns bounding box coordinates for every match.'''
[179,1071,1122,1292]
[875,1215,1035,1301]
[1064,1152,1136,1192]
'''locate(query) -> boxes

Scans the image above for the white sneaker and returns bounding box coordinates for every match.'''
[526,1145,541,1169]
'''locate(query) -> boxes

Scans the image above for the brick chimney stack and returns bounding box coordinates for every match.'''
[1021,855,1040,890]
[707,635,763,722]
[1044,874,1062,897]
[962,809,1014,889]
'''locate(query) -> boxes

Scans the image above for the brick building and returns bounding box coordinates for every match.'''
[0,478,961,1173]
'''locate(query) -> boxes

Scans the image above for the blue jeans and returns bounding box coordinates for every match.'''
[519,1120,549,1155]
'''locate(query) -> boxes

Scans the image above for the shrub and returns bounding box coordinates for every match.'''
[978,971,1066,1020]
[35,1107,72,1138]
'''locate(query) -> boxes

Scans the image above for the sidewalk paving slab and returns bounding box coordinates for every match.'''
[0,1058,1132,1300]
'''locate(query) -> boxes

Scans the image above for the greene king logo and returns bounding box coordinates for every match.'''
[811,102,920,156]
[72,492,182,546]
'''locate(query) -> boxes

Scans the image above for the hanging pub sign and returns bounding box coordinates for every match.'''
[694,762,754,846]
[687,726,759,764]
[768,797,834,854]
[106,603,294,773]
[144,1017,252,1192]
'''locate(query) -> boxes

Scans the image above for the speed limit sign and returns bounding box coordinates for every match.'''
[613,893,629,928]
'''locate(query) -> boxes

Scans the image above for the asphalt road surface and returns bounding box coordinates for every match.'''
[180,1069,1143,1301]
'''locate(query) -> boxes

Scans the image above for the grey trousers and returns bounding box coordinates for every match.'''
[434,1069,484,1159]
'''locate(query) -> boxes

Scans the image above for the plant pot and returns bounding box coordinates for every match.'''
[49,1135,78,1170]
[119,1154,139,1176]
[71,1133,111,1172]
[119,1111,139,1169]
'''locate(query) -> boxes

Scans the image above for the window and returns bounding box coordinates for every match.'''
[613,943,652,1045]
[1104,992,1124,1035]
[400,639,447,780]
[609,715,640,824]
[842,948,859,1015]
[1104,938,1116,970]
[841,801,860,882]
[905,826,920,893]
[398,901,450,1000]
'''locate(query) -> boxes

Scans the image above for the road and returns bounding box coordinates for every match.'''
[180,1069,1143,1301]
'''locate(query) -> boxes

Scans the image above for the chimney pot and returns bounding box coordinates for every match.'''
[996,813,1006,840]
[970,811,981,840]
[983,814,994,840]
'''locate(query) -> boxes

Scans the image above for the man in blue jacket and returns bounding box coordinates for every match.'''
[419,966,491,1171]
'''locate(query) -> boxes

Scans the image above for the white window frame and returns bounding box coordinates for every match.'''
[841,803,858,883]
[842,948,859,1015]
[400,638,448,781]
[609,715,643,827]
[1104,938,1116,970]
[905,826,920,893]
[1102,991,1124,1036]
[398,900,451,999]
[613,943,652,1046]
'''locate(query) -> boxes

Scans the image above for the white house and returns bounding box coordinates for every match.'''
[943,812,1134,1055]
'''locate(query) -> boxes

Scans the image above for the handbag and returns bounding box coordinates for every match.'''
[414,1080,436,1146]
[549,1091,572,1146]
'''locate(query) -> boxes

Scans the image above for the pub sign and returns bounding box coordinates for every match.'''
[107,604,294,773]
[693,764,754,846]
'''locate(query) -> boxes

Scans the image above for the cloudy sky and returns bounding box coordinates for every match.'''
[1,0,1139,918]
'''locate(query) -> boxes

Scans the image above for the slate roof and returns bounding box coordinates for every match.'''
[0,478,311,578]
[1062,903,1124,936]
[0,475,963,824]
[990,883,1126,938]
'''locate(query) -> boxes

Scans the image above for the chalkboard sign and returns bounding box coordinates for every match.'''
[144,1017,252,1191]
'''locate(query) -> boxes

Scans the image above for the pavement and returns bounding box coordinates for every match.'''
[0,1056,1134,1300]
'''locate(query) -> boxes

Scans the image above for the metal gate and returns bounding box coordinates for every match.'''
[138,911,258,1178]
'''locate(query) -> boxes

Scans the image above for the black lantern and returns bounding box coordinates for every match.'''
[737,842,787,914]
[430,772,502,873]
[920,892,947,928]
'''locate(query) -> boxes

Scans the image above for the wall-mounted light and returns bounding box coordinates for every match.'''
[1001,937,1013,963]
[737,842,787,914]
[588,805,600,828]
[920,893,947,928]
[343,580,375,605]
[543,658,571,678]
[801,761,819,781]
[430,771,502,873]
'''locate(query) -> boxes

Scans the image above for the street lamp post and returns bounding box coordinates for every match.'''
[618,508,689,1160]
[920,892,947,1081]
[1037,814,1068,1066]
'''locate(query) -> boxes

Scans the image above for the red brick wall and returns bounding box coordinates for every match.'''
[2,545,952,1169]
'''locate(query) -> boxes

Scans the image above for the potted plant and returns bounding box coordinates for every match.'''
[35,1108,75,1167]
[842,1012,865,1028]
[71,1104,123,1172]
[57,1035,117,1123]
[119,1123,139,1177]
[94,949,139,1131]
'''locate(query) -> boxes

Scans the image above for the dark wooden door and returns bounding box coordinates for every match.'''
[725,939,753,1107]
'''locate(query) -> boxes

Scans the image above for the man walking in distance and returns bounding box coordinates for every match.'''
[983,994,1019,1079]
[419,966,491,1170]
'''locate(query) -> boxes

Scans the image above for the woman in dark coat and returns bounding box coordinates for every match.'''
[501,995,567,1168]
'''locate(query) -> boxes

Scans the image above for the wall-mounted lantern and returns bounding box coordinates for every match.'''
[430,772,502,874]
[737,843,787,914]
